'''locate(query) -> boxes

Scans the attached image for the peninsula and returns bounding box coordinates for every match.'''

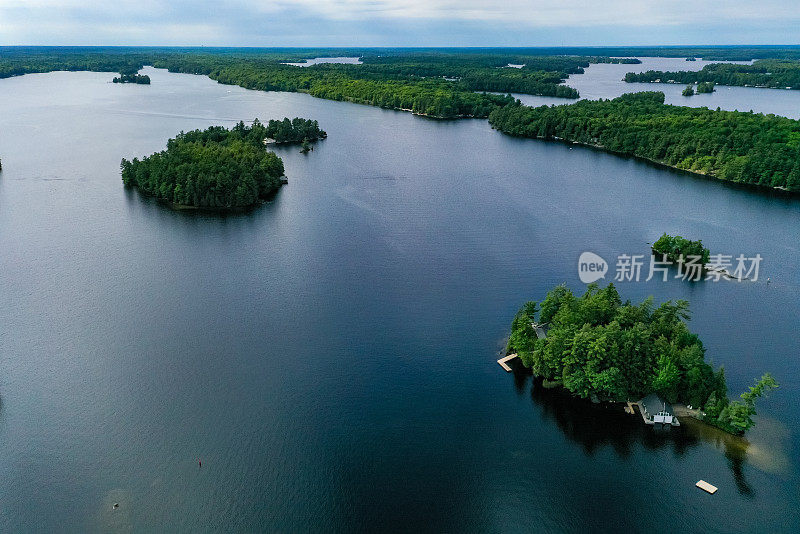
[488,92,800,192]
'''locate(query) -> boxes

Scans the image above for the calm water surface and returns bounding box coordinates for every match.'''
[513,57,800,119]
[281,57,363,67]
[0,67,799,532]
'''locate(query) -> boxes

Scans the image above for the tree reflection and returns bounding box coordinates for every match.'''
[516,373,755,496]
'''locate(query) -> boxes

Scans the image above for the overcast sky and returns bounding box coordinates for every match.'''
[1,1,799,46]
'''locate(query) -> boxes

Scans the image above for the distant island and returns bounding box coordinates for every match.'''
[488,91,800,192]
[624,59,800,90]
[264,117,326,144]
[652,233,710,264]
[121,120,290,209]
[507,283,777,435]
[112,73,150,84]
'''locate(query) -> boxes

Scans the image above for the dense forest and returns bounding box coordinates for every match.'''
[112,73,150,84]
[624,59,800,90]
[652,233,710,264]
[265,118,326,143]
[507,283,777,434]
[120,120,286,209]
[0,48,624,118]
[488,92,800,191]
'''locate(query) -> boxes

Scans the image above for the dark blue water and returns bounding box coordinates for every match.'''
[0,67,798,532]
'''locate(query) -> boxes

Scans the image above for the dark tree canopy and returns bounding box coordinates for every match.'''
[488,92,800,192]
[624,59,800,90]
[113,73,150,84]
[508,284,776,434]
[120,120,286,209]
[265,117,326,143]
[652,233,711,264]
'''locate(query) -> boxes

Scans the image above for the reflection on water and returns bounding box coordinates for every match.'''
[512,370,791,497]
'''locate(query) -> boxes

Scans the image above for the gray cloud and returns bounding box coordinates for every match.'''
[0,0,798,45]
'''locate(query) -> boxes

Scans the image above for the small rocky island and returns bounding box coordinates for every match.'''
[121,120,290,209]
[112,73,150,84]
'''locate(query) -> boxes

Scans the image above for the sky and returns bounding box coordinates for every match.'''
[1,1,799,46]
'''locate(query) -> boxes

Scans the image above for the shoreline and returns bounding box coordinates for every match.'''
[504,133,800,197]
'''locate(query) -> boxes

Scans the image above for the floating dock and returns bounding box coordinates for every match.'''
[696,480,718,494]
[497,353,518,372]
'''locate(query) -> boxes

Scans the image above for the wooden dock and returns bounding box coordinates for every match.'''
[497,353,518,372]
[696,480,718,494]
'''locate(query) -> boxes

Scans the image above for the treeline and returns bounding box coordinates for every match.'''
[652,233,710,264]
[112,73,150,84]
[508,284,777,434]
[0,49,585,115]
[120,120,285,209]
[152,56,516,118]
[624,59,800,90]
[488,92,800,192]
[0,49,147,79]
[265,117,326,143]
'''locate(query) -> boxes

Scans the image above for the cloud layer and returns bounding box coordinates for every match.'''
[1,1,799,45]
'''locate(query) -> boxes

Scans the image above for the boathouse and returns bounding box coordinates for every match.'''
[532,322,549,340]
[640,394,675,425]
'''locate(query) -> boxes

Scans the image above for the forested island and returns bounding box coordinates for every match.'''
[264,117,326,143]
[507,284,778,435]
[120,120,286,209]
[624,59,800,90]
[488,92,800,192]
[652,233,710,264]
[112,73,150,84]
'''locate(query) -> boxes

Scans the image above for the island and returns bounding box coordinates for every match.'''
[507,283,778,435]
[623,59,800,90]
[696,81,715,93]
[112,73,150,84]
[652,233,710,264]
[120,120,286,209]
[264,117,327,144]
[682,85,694,96]
[488,91,800,192]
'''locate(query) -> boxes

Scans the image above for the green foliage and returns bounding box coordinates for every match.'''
[488,92,800,191]
[682,85,695,96]
[120,120,285,209]
[112,73,150,84]
[652,233,710,264]
[696,81,715,93]
[508,283,721,404]
[709,373,778,434]
[624,59,800,90]
[265,117,326,143]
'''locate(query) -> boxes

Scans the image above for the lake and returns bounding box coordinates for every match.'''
[0,66,798,532]
[281,56,363,67]
[511,57,800,119]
